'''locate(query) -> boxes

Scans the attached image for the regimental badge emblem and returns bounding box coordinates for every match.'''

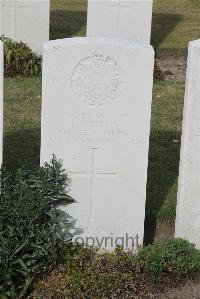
[71,52,122,105]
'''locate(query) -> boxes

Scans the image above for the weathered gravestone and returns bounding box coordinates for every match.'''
[175,40,200,247]
[87,0,153,44]
[41,37,154,250]
[0,0,50,55]
[0,41,3,166]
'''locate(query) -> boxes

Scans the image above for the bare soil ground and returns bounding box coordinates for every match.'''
[155,222,175,243]
[157,51,187,81]
[154,280,200,299]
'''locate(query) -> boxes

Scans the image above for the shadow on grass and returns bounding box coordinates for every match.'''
[3,128,41,172]
[144,130,181,244]
[151,13,182,50]
[50,10,182,49]
[50,9,87,40]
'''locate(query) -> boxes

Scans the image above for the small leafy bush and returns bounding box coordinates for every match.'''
[137,238,200,281]
[0,156,72,298]
[0,36,42,77]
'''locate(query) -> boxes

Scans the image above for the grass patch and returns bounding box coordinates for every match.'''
[50,0,87,40]
[152,0,200,51]
[4,77,41,172]
[146,81,184,222]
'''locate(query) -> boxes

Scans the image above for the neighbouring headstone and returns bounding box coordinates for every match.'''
[41,37,154,250]
[175,40,200,247]
[0,0,50,55]
[87,0,153,44]
[0,41,3,166]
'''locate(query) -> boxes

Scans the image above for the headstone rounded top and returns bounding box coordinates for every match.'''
[44,37,153,52]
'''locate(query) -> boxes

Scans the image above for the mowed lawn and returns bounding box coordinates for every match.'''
[152,0,200,51]
[5,0,198,241]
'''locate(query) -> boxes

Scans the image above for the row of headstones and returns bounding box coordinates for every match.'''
[0,0,152,55]
[0,1,198,250]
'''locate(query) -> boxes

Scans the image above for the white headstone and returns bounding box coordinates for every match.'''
[0,41,3,166]
[41,37,154,250]
[175,40,200,247]
[0,0,50,55]
[87,0,153,44]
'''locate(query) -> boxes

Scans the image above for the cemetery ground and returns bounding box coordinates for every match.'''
[2,0,200,298]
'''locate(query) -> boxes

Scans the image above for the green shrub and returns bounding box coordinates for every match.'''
[0,156,72,299]
[0,36,42,77]
[137,238,200,281]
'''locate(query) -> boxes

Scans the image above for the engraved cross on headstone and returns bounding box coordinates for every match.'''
[1,0,31,38]
[110,1,131,35]
[71,148,118,215]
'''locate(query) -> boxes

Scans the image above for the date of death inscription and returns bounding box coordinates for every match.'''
[50,112,145,145]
